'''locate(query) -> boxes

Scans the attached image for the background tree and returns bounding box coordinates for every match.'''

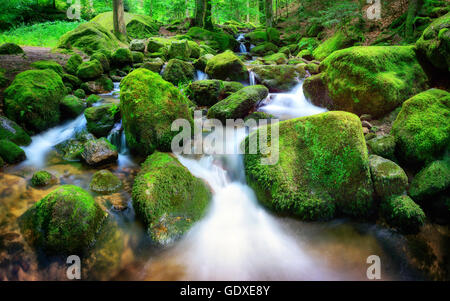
[113,0,127,41]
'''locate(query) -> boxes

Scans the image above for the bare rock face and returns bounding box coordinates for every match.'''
[81,138,118,166]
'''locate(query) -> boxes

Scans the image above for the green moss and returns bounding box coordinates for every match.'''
[62,73,82,89]
[0,139,26,164]
[244,111,374,219]
[31,171,54,187]
[0,43,24,55]
[131,51,144,64]
[368,155,408,200]
[266,28,281,45]
[0,116,31,146]
[19,185,105,254]
[31,60,64,75]
[73,88,86,99]
[4,69,65,134]
[186,27,237,52]
[318,46,429,118]
[162,59,195,86]
[244,111,276,122]
[132,152,211,244]
[207,85,268,122]
[247,30,268,44]
[90,52,110,73]
[111,48,133,68]
[313,31,358,60]
[250,42,279,56]
[77,59,103,81]
[381,195,425,234]
[84,104,118,137]
[409,160,450,202]
[205,50,248,81]
[0,69,8,87]
[251,65,304,92]
[391,89,449,166]
[120,68,193,156]
[366,134,396,161]
[168,40,191,60]
[60,95,85,118]
[263,53,288,65]
[188,80,244,106]
[89,170,122,194]
[65,54,83,75]
[297,37,319,52]
[81,137,118,166]
[86,94,102,106]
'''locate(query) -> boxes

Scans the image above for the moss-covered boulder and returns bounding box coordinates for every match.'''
[132,152,210,244]
[366,135,396,161]
[416,13,450,72]
[90,52,110,73]
[0,116,31,146]
[84,103,119,137]
[31,170,55,187]
[409,160,450,202]
[31,60,64,75]
[263,52,288,65]
[369,155,408,200]
[55,131,95,161]
[81,138,118,166]
[65,54,83,75]
[57,22,123,55]
[147,37,170,53]
[297,37,319,53]
[19,185,105,254]
[207,85,268,122]
[0,43,24,55]
[62,73,82,89]
[252,65,303,92]
[120,68,193,156]
[305,46,429,118]
[86,94,102,106]
[244,111,374,219]
[380,195,425,234]
[130,39,146,52]
[168,40,191,60]
[83,75,114,94]
[186,27,237,52]
[250,42,279,56]
[161,59,195,85]
[111,48,133,67]
[73,88,86,99]
[312,31,358,60]
[131,51,144,64]
[205,50,248,81]
[188,80,244,106]
[247,29,280,45]
[60,95,85,118]
[0,139,26,164]
[77,59,103,81]
[142,59,164,73]
[89,170,122,194]
[391,89,449,166]
[0,68,8,87]
[4,69,65,133]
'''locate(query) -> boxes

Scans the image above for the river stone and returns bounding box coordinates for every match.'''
[0,116,31,146]
[252,65,303,92]
[381,195,425,234]
[31,170,55,187]
[205,50,249,82]
[84,104,119,137]
[369,155,408,200]
[188,80,244,106]
[366,135,396,161]
[409,160,450,202]
[81,138,118,166]
[89,170,122,194]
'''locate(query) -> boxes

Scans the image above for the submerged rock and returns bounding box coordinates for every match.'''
[162,59,195,85]
[252,65,304,92]
[0,116,31,146]
[132,152,210,244]
[89,170,122,194]
[0,139,26,164]
[380,195,425,234]
[81,138,118,166]
[369,155,408,200]
[205,50,248,82]
[19,185,105,254]
[188,79,244,106]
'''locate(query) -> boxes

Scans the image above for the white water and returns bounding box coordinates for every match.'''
[195,70,208,81]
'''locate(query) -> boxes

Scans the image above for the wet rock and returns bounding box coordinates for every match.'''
[188,80,244,106]
[84,103,119,137]
[380,195,425,234]
[0,139,26,164]
[89,170,122,194]
[369,155,408,199]
[366,135,396,161]
[0,116,31,146]
[252,65,303,92]
[81,138,118,166]
[205,50,248,82]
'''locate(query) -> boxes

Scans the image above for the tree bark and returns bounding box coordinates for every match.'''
[265,0,273,27]
[406,0,422,39]
[204,0,213,30]
[247,0,250,23]
[113,0,127,41]
[259,0,265,25]
[194,0,205,27]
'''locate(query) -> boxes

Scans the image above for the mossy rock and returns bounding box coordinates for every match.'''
[305,62,320,74]
[132,152,211,244]
[62,73,82,89]
[86,94,102,106]
[31,170,55,187]
[247,30,268,44]
[0,139,26,164]
[244,111,374,219]
[244,111,276,122]
[366,134,396,161]
[31,60,64,75]
[19,185,105,254]
[77,59,103,81]
[380,195,425,234]
[193,54,214,71]
[4,69,65,134]
[188,80,244,107]
[83,75,114,94]
[131,51,144,64]
[111,48,133,68]
[147,37,171,52]
[60,95,85,118]
[369,155,408,200]
[141,60,164,73]
[84,103,119,137]
[89,170,122,194]
[130,39,146,52]
[90,52,110,73]
[120,68,193,156]
[0,43,24,55]
[416,12,450,72]
[392,89,449,166]
[312,31,358,60]
[297,37,319,53]
[65,54,83,75]
[207,85,268,122]
[57,22,123,55]
[205,50,248,82]
[296,49,314,60]
[0,116,31,146]
[81,137,118,166]
[73,88,86,99]
[168,40,191,60]
[186,27,237,52]
[263,52,288,65]
[162,59,195,86]
[409,160,450,202]
[309,46,429,118]
[252,65,303,92]
[250,42,279,56]
[187,41,201,59]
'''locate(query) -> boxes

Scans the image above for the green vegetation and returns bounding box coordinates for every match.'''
[89,169,122,194]
[31,170,54,187]
[369,155,408,200]
[409,160,450,201]
[205,50,248,81]
[0,139,26,163]
[381,195,425,234]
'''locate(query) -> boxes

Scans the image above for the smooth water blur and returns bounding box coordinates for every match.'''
[195,70,208,81]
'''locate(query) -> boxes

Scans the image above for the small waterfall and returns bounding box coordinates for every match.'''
[98,82,121,98]
[107,121,128,155]
[195,70,208,81]
[249,71,256,86]
[236,33,247,54]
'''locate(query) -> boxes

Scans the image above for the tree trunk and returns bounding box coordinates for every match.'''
[247,0,250,23]
[265,0,273,27]
[204,0,213,30]
[186,0,190,18]
[194,0,205,27]
[113,0,127,41]
[259,0,265,25]
[406,0,422,39]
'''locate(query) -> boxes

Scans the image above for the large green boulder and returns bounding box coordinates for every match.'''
[369,155,408,200]
[111,48,133,67]
[142,59,164,73]
[4,69,65,133]
[304,46,429,118]
[409,160,450,202]
[57,22,123,55]
[247,30,268,44]
[65,54,83,75]
[60,95,85,119]
[168,40,191,60]
[0,116,31,146]
[312,31,358,60]
[19,185,105,254]
[207,85,268,122]
[252,65,304,92]
[31,60,64,75]
[380,195,425,234]
[186,27,237,52]
[161,59,195,85]
[90,52,110,73]
[132,152,210,244]
[0,43,23,55]
[391,89,449,166]
[84,103,119,137]
[89,169,122,194]
[244,111,374,219]
[416,13,450,72]
[188,80,244,106]
[205,50,248,82]
[62,73,82,89]
[0,139,26,164]
[77,59,104,81]
[250,42,279,56]
[120,68,193,156]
